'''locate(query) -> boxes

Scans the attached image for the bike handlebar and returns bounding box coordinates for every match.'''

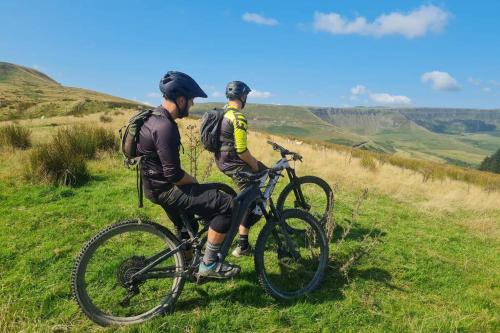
[266,140,303,161]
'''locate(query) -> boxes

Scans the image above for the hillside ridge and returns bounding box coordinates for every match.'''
[0,62,60,85]
[0,62,145,120]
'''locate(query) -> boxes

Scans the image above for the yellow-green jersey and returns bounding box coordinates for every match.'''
[214,107,249,171]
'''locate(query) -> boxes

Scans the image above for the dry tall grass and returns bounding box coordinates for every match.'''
[246,132,500,213]
[3,112,499,212]
[0,124,32,149]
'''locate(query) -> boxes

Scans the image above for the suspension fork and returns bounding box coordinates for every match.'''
[286,167,310,210]
[265,199,300,259]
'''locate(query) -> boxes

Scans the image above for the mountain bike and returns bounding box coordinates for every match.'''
[267,140,334,225]
[72,168,328,326]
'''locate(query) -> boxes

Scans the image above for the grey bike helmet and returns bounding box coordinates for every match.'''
[225,81,251,108]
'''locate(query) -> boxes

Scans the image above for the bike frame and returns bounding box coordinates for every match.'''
[128,156,298,284]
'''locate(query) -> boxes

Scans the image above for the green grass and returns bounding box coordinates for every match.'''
[1,150,499,332]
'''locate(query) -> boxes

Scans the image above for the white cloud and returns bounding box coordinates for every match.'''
[468,77,499,93]
[249,90,272,98]
[147,92,162,98]
[421,71,461,91]
[369,93,411,105]
[212,91,223,98]
[242,13,278,26]
[139,100,154,106]
[348,85,411,105]
[313,5,449,39]
[350,84,367,100]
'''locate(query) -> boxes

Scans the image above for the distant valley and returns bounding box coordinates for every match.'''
[1,62,498,167]
[191,104,500,167]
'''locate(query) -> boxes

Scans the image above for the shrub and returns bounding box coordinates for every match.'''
[52,124,118,159]
[26,124,118,186]
[479,148,500,174]
[0,124,32,149]
[27,142,90,186]
[100,115,112,123]
[90,125,118,153]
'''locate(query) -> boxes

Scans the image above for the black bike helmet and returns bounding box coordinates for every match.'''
[159,71,207,100]
[159,71,207,118]
[225,81,251,100]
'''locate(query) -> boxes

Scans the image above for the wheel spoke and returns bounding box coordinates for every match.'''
[255,210,328,299]
[72,221,185,325]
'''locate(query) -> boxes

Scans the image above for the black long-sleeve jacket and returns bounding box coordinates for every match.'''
[137,106,185,199]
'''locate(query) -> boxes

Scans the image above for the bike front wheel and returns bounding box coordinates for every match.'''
[276,176,333,225]
[72,220,185,326]
[254,209,329,299]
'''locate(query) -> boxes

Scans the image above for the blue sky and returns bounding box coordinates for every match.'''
[1,0,499,108]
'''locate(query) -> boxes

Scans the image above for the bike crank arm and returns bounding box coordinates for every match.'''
[138,266,187,280]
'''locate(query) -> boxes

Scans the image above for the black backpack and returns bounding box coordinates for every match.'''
[200,108,226,152]
[119,109,161,166]
[119,109,161,207]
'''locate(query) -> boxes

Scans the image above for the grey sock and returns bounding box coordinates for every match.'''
[202,241,221,266]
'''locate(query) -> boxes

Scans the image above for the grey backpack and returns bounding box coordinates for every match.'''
[200,108,225,152]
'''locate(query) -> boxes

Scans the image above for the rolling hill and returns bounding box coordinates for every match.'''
[1,62,498,167]
[191,104,500,167]
[0,62,144,120]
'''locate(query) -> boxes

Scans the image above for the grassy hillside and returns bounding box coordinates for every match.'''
[191,104,500,167]
[0,112,499,332]
[0,62,145,120]
[1,61,497,167]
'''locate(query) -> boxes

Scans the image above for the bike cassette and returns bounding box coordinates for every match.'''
[117,256,147,288]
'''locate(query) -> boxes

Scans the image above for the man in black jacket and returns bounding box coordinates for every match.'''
[137,71,239,279]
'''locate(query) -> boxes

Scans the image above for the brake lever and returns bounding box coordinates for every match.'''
[289,153,302,162]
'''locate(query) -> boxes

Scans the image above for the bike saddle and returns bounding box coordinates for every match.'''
[236,169,268,181]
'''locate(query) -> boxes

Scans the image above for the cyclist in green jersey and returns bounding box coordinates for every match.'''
[214,81,267,257]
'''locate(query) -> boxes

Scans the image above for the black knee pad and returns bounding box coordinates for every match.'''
[241,212,261,229]
[209,214,231,234]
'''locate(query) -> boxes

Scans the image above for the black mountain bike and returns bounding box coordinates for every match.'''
[72,161,329,326]
[268,141,334,225]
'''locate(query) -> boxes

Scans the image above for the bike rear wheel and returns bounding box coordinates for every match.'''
[72,220,185,326]
[276,176,333,225]
[254,209,328,299]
